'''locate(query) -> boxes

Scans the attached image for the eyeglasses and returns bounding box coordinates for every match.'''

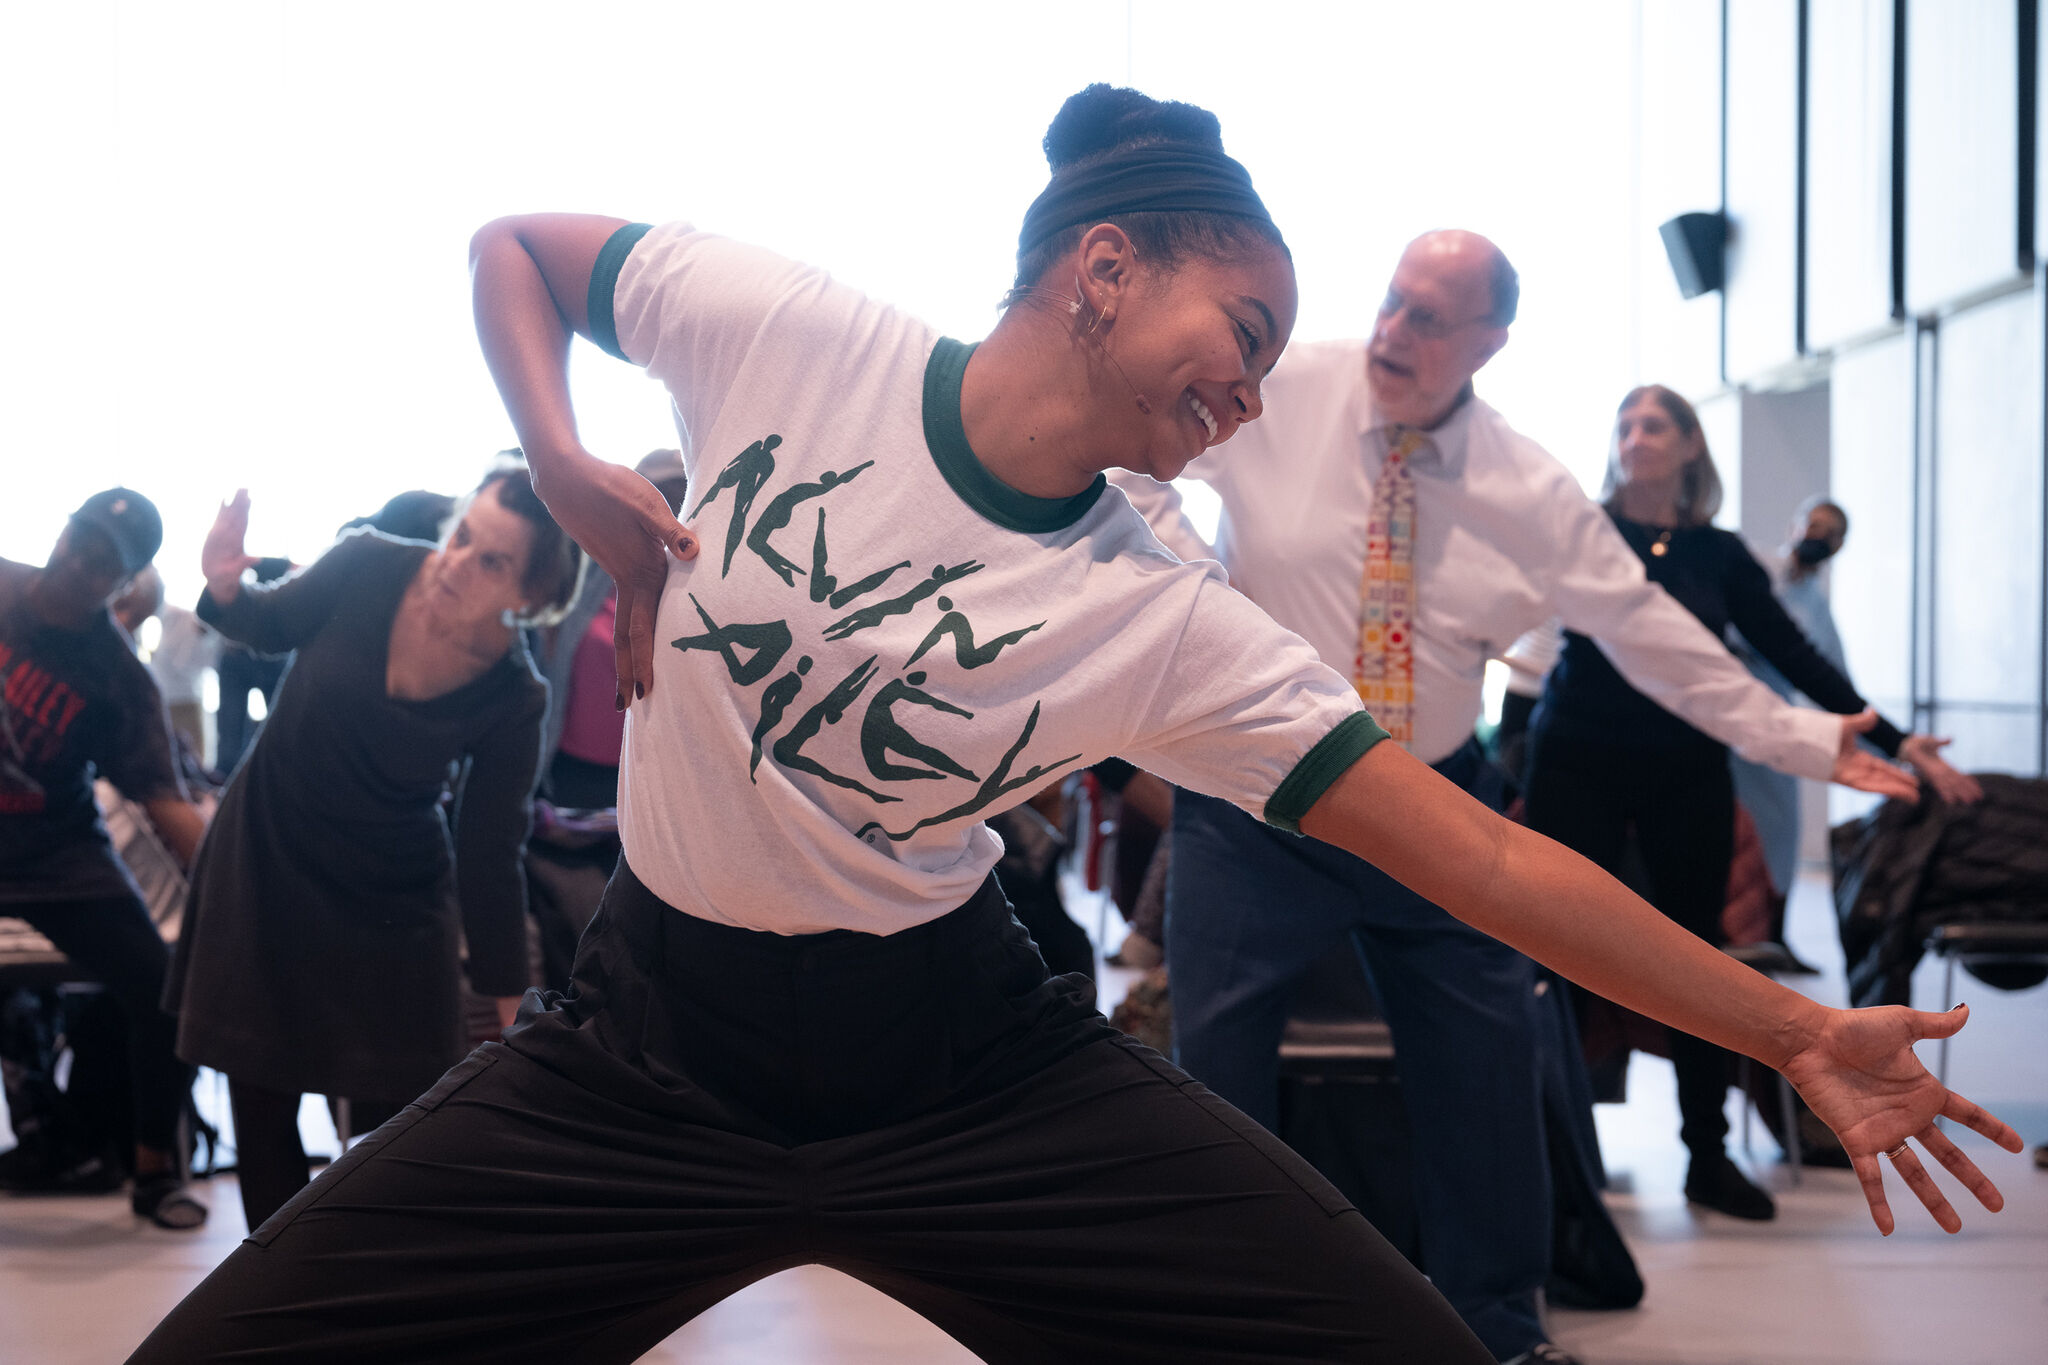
[1376,288,1493,342]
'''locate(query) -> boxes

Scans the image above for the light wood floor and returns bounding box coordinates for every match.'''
[2,873,2042,1364]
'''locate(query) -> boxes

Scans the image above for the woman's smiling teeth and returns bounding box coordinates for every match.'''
[1187,393,1218,442]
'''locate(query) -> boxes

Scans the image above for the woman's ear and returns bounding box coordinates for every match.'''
[1075,223,1139,318]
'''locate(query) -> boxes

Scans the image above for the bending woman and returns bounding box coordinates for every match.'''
[1523,385,1980,1222]
[132,88,2017,1365]
[164,464,579,1233]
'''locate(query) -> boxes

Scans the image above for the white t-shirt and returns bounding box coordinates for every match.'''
[600,223,1381,935]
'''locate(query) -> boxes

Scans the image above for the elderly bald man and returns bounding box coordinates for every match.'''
[1114,230,1915,1365]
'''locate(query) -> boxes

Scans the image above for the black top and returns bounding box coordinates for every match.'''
[1536,515,1905,760]
[0,558,183,904]
[165,531,546,1099]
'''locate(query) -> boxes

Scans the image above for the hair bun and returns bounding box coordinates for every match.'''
[1042,84,1226,170]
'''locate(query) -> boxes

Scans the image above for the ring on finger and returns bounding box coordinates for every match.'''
[1884,1141,1911,1162]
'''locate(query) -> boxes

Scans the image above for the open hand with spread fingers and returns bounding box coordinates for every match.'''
[1897,733,1986,805]
[201,489,264,605]
[1832,709,1921,802]
[1777,1002,2023,1234]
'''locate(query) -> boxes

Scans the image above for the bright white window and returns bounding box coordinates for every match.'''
[2,1,1635,601]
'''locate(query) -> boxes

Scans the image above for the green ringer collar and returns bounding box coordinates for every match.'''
[922,337,1106,533]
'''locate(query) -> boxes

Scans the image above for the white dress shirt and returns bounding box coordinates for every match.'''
[144,604,220,706]
[1112,338,1840,779]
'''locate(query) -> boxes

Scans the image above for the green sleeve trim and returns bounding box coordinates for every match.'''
[588,222,654,361]
[922,337,1106,533]
[1264,710,1390,834]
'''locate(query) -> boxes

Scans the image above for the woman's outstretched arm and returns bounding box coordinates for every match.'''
[1299,740,2022,1235]
[469,213,694,704]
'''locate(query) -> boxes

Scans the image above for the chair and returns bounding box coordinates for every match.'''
[1277,947,1397,1083]
[1275,944,1418,1261]
[0,782,214,1176]
[1924,922,2048,1090]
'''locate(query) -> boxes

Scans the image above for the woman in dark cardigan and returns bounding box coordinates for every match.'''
[166,463,580,1232]
[1524,384,1980,1222]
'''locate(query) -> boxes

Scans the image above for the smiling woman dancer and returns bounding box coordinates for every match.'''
[128,85,2019,1365]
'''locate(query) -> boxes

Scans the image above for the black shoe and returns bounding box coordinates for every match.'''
[1684,1154,1777,1221]
[1503,1345,1584,1365]
[132,1173,209,1231]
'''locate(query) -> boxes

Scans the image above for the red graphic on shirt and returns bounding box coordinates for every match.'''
[0,640,89,814]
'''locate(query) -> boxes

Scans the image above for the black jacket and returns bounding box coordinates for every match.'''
[1831,774,2048,1007]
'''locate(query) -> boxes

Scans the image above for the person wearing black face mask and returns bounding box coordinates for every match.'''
[1791,524,1840,571]
[1730,497,1984,972]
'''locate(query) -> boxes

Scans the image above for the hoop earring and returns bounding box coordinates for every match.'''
[1074,273,1102,336]
[1012,275,1150,413]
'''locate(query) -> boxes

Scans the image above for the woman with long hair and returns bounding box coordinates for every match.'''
[165,462,581,1233]
[1523,384,1979,1221]
[132,92,2016,1364]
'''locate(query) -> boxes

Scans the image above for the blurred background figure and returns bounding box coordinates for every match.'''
[113,566,225,771]
[210,556,293,779]
[532,449,685,813]
[0,489,210,1229]
[109,564,164,643]
[1729,497,1982,971]
[1523,385,1977,1223]
[165,463,577,1233]
[522,450,684,989]
[342,489,457,545]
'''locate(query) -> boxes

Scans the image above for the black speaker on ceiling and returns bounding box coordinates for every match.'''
[1658,211,1726,299]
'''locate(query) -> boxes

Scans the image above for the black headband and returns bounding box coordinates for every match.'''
[1017,142,1274,258]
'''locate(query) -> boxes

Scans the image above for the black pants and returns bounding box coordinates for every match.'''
[1523,734,1737,1157]
[1169,742,1565,1359]
[212,649,283,776]
[226,1080,407,1232]
[13,892,192,1155]
[128,860,1487,1364]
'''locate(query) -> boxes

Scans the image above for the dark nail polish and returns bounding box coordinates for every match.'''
[614,692,625,712]
[636,683,645,700]
[1951,1001,1967,1011]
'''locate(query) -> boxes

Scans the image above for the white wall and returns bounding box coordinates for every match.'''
[1,0,1642,603]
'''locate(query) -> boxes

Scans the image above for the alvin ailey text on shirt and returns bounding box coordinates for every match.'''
[673,435,1081,842]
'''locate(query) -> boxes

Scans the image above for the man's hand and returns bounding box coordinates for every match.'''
[1778,1003,2023,1234]
[1833,710,1919,800]
[527,452,696,705]
[201,491,262,606]
[1898,733,1985,805]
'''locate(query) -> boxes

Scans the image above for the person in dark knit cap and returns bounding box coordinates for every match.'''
[1,487,210,1229]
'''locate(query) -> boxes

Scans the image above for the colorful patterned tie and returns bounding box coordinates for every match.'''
[1354,428,1425,745]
